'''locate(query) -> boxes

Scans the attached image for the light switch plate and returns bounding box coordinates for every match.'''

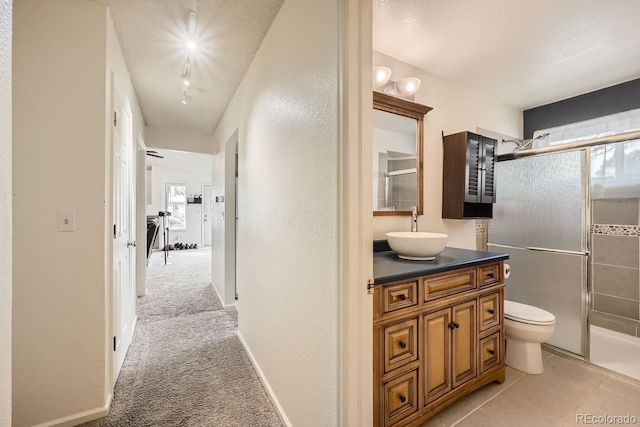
[57,211,76,232]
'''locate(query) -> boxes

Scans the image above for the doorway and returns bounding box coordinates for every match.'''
[202,184,213,246]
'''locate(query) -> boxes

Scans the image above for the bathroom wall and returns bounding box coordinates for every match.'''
[591,197,640,337]
[372,51,522,249]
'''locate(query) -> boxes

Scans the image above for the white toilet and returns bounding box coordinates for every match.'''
[504,300,556,374]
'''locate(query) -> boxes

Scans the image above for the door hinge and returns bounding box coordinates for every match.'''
[113,224,117,238]
[113,111,117,127]
[113,336,116,352]
[367,278,375,295]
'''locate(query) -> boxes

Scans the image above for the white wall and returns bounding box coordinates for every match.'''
[12,2,144,425]
[145,126,215,154]
[0,1,11,426]
[146,149,212,247]
[372,51,523,249]
[210,0,342,424]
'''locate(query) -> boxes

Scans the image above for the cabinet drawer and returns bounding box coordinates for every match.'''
[423,268,476,301]
[383,369,419,426]
[383,317,419,374]
[479,332,500,374]
[479,262,502,287]
[479,292,500,332]
[382,281,419,314]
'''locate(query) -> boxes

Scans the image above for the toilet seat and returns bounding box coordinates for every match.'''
[504,300,555,326]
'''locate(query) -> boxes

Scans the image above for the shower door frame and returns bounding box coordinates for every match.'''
[493,129,640,363]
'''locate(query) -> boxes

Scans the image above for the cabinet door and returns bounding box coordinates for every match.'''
[480,136,497,203]
[464,133,482,203]
[452,300,477,388]
[423,308,451,403]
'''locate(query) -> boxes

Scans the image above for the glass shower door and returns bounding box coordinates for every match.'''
[488,150,588,356]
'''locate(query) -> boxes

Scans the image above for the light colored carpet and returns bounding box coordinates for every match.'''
[81,248,282,427]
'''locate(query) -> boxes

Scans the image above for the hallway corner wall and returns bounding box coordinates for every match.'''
[12,1,145,426]
[210,0,340,425]
[0,1,12,426]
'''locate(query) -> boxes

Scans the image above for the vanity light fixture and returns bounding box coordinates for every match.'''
[373,66,421,99]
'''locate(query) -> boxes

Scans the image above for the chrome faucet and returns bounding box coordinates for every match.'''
[411,206,418,232]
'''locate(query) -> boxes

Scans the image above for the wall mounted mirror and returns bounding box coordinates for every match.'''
[373,91,432,216]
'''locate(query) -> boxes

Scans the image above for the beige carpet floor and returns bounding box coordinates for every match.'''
[80,248,282,427]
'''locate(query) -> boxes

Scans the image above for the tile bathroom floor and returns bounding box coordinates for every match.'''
[420,351,640,427]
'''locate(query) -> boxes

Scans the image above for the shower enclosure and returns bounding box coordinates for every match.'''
[488,125,640,380]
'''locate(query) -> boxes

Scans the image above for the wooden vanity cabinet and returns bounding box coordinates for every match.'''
[442,131,497,219]
[373,261,505,427]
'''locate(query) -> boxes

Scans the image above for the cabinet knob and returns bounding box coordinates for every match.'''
[453,322,460,329]
[488,349,495,355]
[488,309,495,315]
[399,395,406,403]
[398,294,406,301]
[399,342,406,349]
[448,323,456,330]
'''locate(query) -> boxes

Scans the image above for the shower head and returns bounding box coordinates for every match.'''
[514,132,550,152]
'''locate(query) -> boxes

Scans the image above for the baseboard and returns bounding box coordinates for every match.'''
[32,393,112,427]
[210,281,237,309]
[237,331,292,427]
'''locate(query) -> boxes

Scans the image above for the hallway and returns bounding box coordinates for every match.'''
[82,248,282,427]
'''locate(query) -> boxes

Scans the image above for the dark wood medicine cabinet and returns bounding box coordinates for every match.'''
[442,131,497,219]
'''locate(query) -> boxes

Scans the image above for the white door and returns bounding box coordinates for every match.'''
[202,184,213,246]
[112,84,136,383]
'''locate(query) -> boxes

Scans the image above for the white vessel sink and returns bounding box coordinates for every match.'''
[386,231,448,261]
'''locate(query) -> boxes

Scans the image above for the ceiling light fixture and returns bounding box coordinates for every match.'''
[373,65,421,99]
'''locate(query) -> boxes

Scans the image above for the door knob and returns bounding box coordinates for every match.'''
[127,241,136,247]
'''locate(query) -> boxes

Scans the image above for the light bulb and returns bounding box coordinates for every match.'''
[180,95,192,106]
[395,77,421,97]
[373,66,392,89]
[182,77,191,87]
[187,39,197,51]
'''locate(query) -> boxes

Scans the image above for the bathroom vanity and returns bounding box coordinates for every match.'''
[373,245,508,427]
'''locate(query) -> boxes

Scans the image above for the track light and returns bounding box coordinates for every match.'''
[180,88,192,106]
[187,10,197,51]
[181,57,192,87]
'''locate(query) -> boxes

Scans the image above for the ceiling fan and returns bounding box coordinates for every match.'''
[146,150,164,159]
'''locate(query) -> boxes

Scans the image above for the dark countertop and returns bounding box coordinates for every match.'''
[374,247,509,285]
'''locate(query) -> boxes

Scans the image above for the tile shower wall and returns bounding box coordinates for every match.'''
[591,198,640,338]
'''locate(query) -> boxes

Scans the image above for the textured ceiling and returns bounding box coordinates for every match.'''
[99,0,284,135]
[374,0,640,110]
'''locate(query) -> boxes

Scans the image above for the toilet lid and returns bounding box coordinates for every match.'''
[504,300,555,325]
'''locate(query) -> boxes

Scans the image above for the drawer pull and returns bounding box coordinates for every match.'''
[399,395,407,403]
[486,272,495,278]
[488,349,495,355]
[487,309,495,315]
[398,294,406,301]
[399,342,407,349]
